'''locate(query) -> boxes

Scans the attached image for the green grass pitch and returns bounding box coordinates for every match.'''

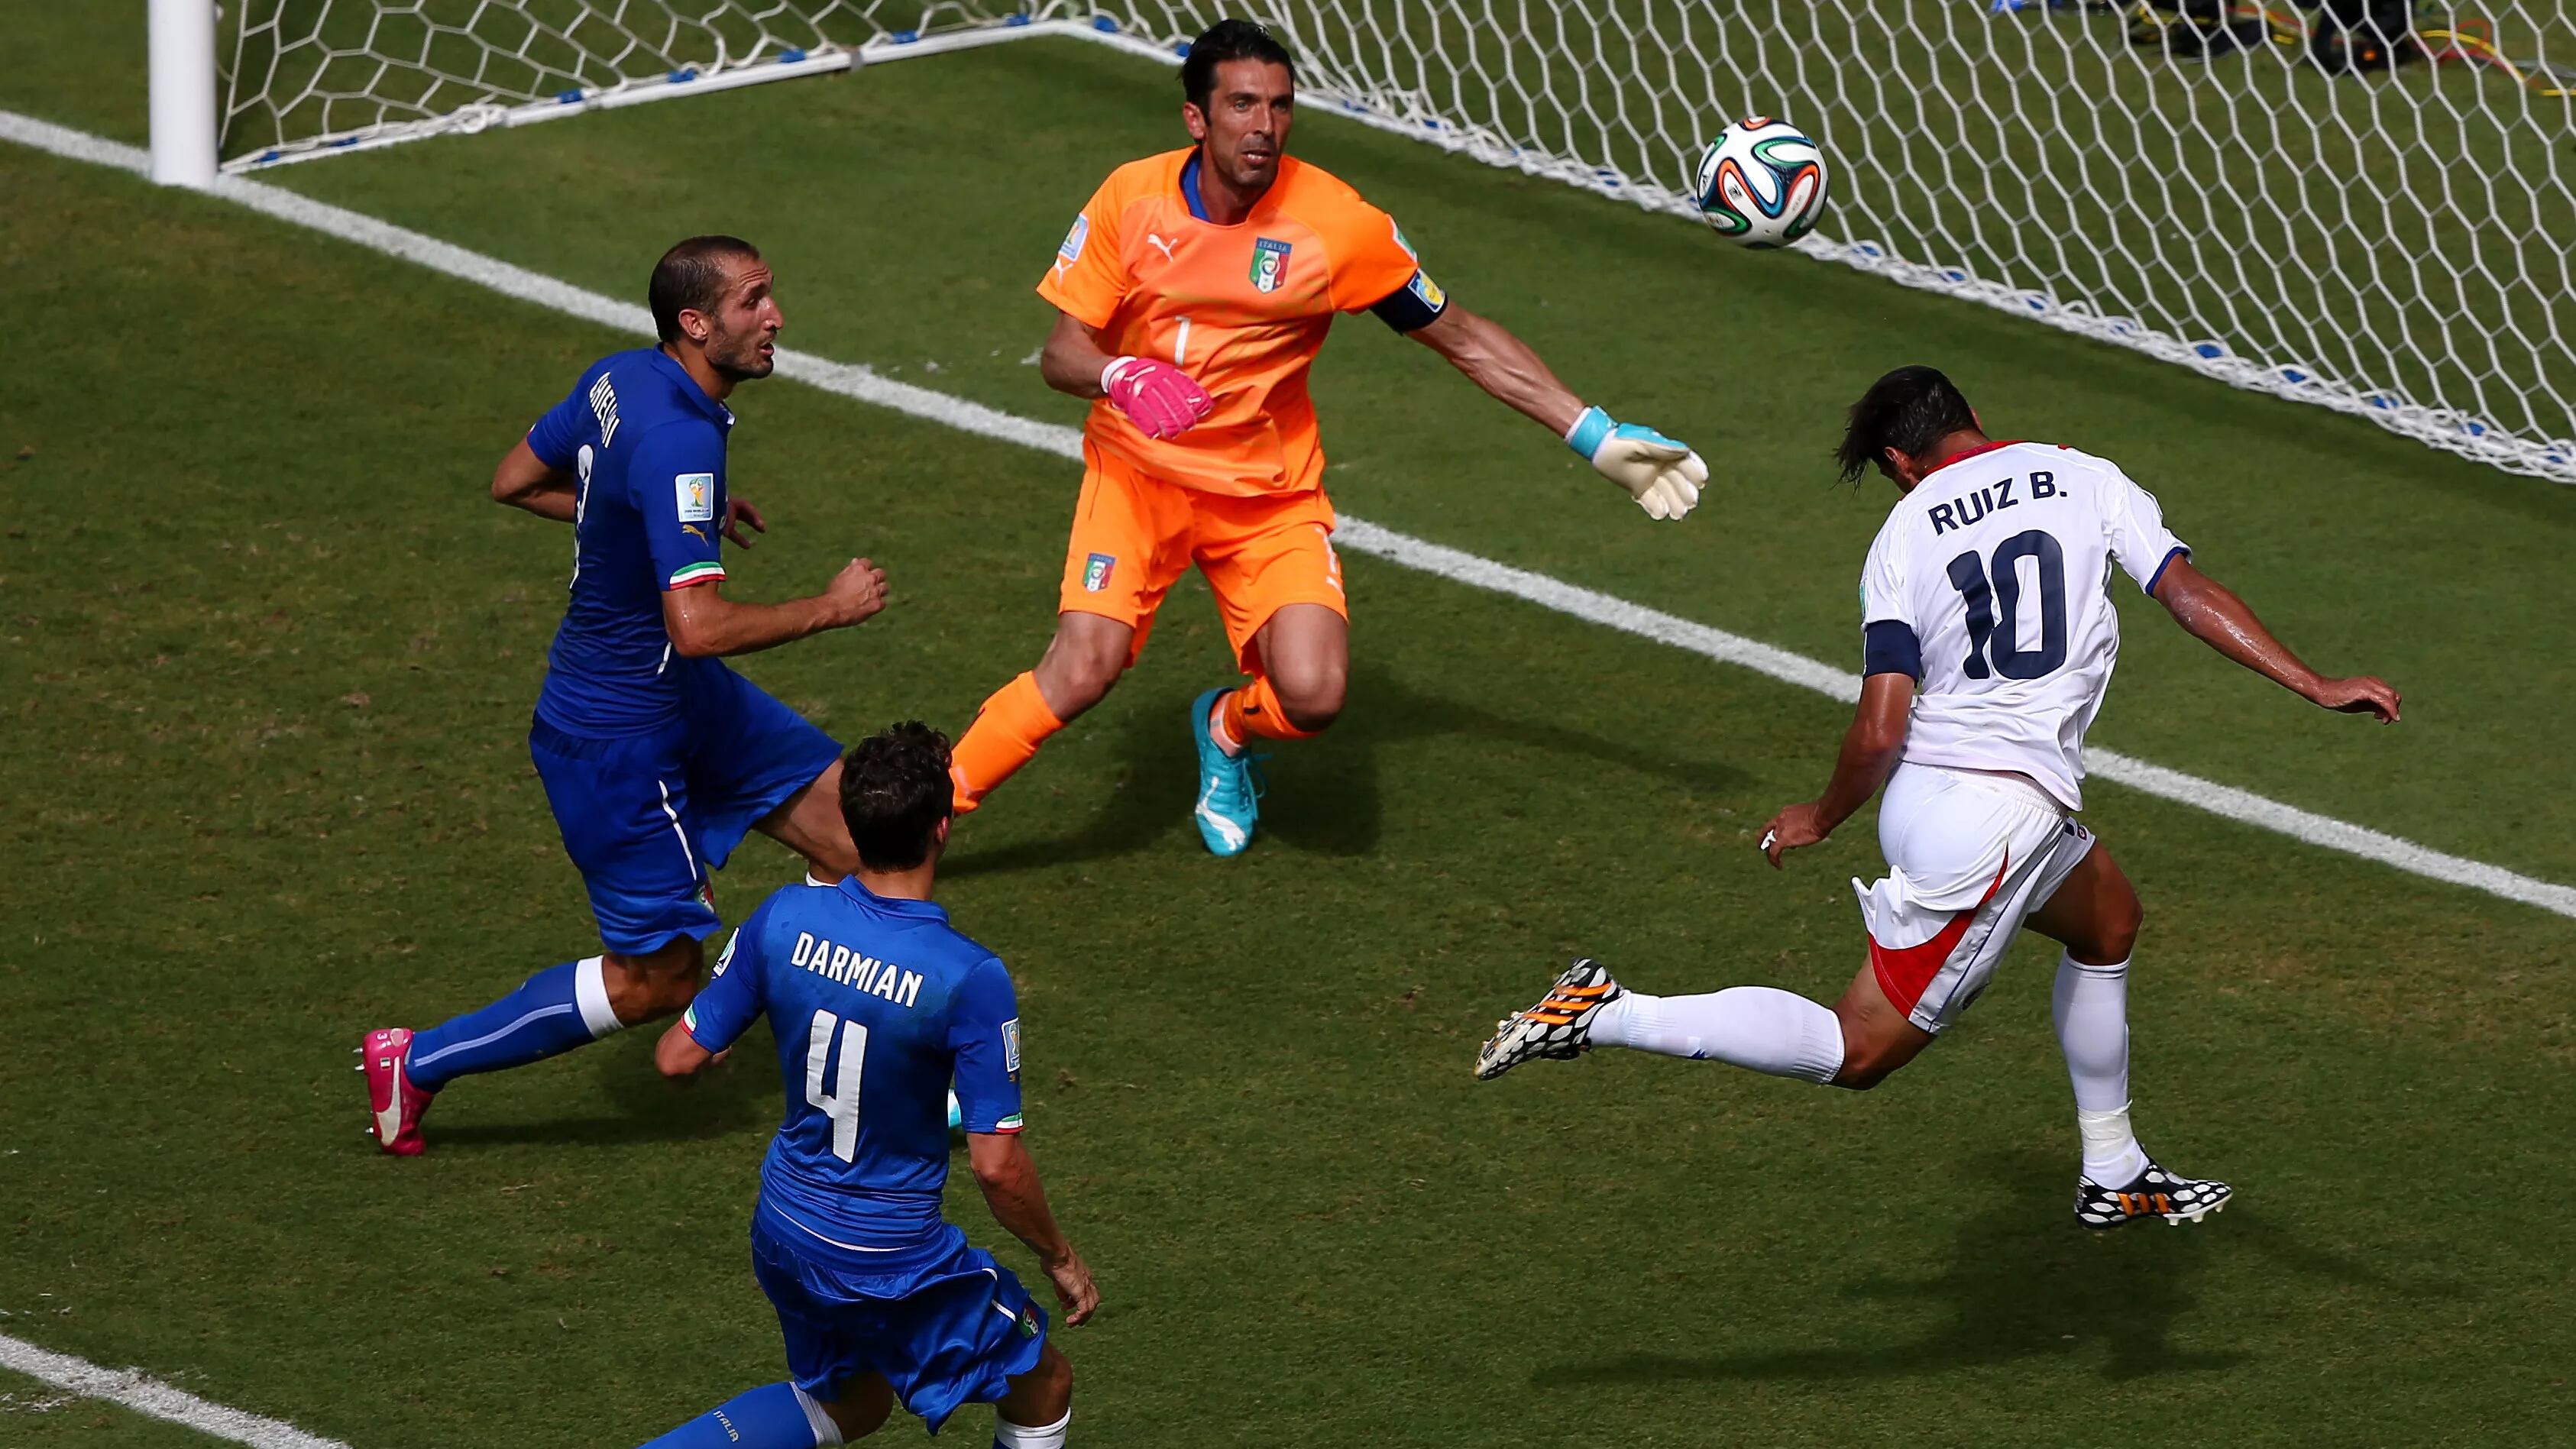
[2,8,2571,1446]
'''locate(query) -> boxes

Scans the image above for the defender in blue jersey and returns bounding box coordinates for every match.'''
[361,237,892,1155]
[642,723,1098,1449]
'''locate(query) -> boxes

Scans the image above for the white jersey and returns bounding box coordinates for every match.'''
[1858,441,2187,811]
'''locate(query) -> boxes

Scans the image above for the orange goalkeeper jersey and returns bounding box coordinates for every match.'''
[1037,148,1443,496]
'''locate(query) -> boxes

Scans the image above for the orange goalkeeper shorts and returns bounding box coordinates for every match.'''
[1058,441,1348,672]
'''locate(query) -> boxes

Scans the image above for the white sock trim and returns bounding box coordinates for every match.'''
[790,1383,843,1447]
[572,956,624,1038]
[995,1409,1071,1449]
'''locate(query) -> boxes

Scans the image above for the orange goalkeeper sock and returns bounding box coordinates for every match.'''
[1216,676,1319,752]
[950,672,1064,811]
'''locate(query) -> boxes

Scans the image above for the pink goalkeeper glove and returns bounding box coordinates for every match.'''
[1101,355,1214,441]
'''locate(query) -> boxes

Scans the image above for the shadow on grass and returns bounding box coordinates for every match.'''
[425,1024,776,1150]
[1533,1150,2431,1386]
[948,661,1748,876]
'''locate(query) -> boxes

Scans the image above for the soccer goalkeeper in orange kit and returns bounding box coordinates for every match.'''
[950,18,1708,857]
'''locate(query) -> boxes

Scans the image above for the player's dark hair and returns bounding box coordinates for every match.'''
[838,722,956,872]
[649,235,762,344]
[1837,365,1980,486]
[1180,18,1296,112]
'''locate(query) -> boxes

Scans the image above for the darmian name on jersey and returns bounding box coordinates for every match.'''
[788,931,925,1008]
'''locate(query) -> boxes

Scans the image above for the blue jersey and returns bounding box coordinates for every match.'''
[524,347,736,736]
[681,878,1025,1269]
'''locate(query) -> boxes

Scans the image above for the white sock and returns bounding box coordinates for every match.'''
[571,955,625,1038]
[791,1383,844,1447]
[2053,952,2146,1185]
[1589,987,1846,1084]
[995,1408,1070,1449]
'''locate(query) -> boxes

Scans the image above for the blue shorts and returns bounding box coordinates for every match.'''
[751,1219,1047,1434]
[530,664,840,955]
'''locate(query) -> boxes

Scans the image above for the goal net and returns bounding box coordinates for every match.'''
[213,2,2576,483]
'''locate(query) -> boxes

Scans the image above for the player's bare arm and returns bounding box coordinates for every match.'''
[1037,311,1115,399]
[651,1016,723,1079]
[1761,671,1915,868]
[1408,303,1584,434]
[490,437,578,521]
[2150,556,2401,721]
[1040,309,1212,439]
[660,558,888,658]
[968,1130,1099,1325]
[1409,303,1706,520]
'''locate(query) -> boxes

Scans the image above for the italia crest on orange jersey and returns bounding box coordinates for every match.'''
[1250,237,1292,293]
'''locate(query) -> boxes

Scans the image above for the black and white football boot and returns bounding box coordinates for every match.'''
[2075,1156,2233,1230]
[1474,958,1624,1081]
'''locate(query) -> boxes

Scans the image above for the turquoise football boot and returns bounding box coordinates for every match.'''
[1188,687,1265,858]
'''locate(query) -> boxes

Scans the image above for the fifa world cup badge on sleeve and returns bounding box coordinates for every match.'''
[1002,1018,1021,1076]
[675,473,715,522]
[1055,214,1089,278]
[1250,238,1292,294]
[1083,553,1116,593]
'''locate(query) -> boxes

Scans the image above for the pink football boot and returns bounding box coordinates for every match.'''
[358,1027,435,1156]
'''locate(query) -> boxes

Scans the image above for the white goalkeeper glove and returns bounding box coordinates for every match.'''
[1566,406,1707,521]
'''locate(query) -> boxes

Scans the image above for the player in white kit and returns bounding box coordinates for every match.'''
[1477,366,2401,1228]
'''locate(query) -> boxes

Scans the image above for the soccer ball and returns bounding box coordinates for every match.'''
[1692,118,1828,248]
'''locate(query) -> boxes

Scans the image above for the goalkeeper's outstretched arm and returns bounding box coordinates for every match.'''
[1406,303,1584,433]
[1407,306,1707,521]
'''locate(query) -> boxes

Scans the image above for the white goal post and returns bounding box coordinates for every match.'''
[150,2,2576,484]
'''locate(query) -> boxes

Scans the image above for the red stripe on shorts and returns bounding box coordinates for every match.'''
[1868,851,2010,1017]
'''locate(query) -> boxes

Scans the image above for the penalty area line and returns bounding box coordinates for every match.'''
[3,108,2570,922]
[0,1333,350,1449]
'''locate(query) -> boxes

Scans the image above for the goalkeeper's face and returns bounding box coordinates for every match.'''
[1186,59,1295,194]
[698,259,784,382]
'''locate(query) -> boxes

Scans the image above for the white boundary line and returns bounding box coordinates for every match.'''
[0,1333,349,1448]
[8,103,2572,927]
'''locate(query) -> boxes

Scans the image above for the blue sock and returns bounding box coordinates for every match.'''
[407,958,622,1093]
[638,1383,825,1448]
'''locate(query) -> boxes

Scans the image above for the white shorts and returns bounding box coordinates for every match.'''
[1851,762,2096,1033]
